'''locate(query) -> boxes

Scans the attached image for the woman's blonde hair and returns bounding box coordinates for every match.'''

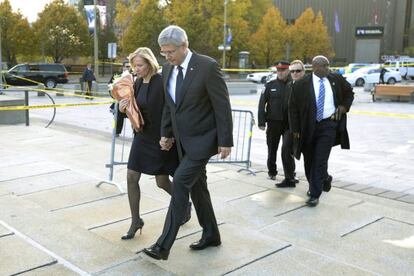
[289,59,305,70]
[128,47,159,77]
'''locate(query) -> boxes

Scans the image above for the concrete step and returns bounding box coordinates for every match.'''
[0,194,135,275]
[1,123,413,275]
[0,234,56,275]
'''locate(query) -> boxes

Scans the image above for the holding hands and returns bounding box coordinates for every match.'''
[160,137,175,151]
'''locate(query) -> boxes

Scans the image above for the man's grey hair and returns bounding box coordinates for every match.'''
[158,25,188,47]
[312,55,329,65]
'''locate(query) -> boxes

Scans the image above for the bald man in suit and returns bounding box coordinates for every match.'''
[289,55,354,207]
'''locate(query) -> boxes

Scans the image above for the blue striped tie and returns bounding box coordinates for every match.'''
[316,78,325,122]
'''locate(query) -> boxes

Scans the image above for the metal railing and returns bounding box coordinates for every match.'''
[99,108,256,191]
[208,109,255,175]
[97,103,126,193]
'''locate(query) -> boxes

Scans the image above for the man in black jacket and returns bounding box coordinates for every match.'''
[289,55,354,207]
[258,61,296,184]
[82,63,96,99]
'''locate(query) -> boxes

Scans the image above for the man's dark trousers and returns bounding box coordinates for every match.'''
[302,119,337,198]
[156,155,219,250]
[266,120,284,176]
[281,130,295,180]
[86,81,92,96]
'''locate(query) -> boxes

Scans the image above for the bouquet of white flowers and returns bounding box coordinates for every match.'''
[111,71,144,132]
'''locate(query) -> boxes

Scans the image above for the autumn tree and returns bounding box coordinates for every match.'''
[164,0,214,56]
[249,6,288,67]
[121,0,167,55]
[223,0,252,67]
[114,0,138,52]
[165,0,252,65]
[312,11,335,59]
[0,0,33,65]
[33,0,90,63]
[289,8,334,62]
[244,0,273,33]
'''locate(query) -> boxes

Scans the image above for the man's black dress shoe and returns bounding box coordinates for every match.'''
[323,175,333,192]
[307,190,311,197]
[306,197,319,207]
[143,244,169,260]
[275,178,296,188]
[268,174,276,180]
[189,237,221,250]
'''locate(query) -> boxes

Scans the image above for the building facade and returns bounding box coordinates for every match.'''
[274,0,414,63]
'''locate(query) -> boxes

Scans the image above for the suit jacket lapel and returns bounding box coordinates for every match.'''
[176,54,198,109]
[327,74,338,106]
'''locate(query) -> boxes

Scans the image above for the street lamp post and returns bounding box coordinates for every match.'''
[93,0,99,79]
[0,21,3,93]
[222,0,227,69]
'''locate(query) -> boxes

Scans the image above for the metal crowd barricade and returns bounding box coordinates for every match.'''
[99,108,256,190]
[97,103,127,193]
[208,109,255,175]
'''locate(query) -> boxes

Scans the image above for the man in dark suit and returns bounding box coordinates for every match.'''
[143,25,233,260]
[289,55,354,207]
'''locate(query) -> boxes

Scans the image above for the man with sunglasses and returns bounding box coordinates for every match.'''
[274,60,306,188]
[258,60,297,185]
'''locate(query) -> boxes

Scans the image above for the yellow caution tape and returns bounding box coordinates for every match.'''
[0,101,114,111]
[4,83,110,100]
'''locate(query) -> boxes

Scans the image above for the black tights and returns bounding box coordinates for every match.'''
[126,169,172,230]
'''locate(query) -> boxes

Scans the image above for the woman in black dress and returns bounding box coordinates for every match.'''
[119,47,179,240]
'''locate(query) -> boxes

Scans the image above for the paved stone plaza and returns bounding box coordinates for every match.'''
[0,86,413,275]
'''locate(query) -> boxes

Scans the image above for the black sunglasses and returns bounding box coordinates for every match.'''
[290,69,303,73]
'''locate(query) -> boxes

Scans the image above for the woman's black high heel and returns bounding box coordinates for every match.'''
[121,218,144,240]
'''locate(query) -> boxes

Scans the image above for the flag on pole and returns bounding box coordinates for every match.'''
[226,26,232,45]
[98,5,106,28]
[334,11,340,33]
[84,5,95,33]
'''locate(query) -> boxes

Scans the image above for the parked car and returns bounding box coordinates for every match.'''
[364,68,401,84]
[4,63,69,88]
[343,66,400,86]
[246,67,276,84]
[383,58,414,79]
[335,63,370,75]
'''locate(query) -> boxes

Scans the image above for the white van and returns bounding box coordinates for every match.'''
[383,58,414,79]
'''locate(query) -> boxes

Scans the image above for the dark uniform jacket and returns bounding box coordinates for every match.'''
[289,73,354,159]
[258,78,290,127]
